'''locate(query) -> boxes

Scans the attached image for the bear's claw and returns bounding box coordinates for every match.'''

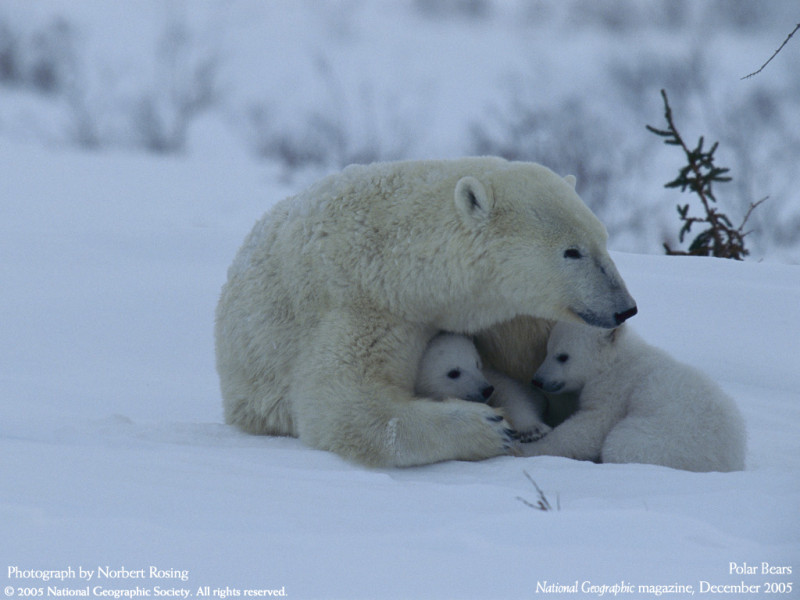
[483,413,517,452]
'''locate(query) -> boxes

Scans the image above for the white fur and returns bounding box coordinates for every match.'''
[523,322,747,472]
[415,333,551,442]
[414,333,494,403]
[215,158,636,467]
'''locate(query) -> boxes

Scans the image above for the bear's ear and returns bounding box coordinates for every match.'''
[454,176,494,226]
[564,174,577,189]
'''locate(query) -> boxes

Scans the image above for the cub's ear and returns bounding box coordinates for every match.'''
[454,176,494,226]
[564,174,577,189]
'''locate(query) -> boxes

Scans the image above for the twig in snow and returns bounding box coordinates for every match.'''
[516,471,560,512]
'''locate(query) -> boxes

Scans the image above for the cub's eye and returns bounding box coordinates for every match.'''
[447,369,461,379]
[564,248,582,259]
[556,354,570,363]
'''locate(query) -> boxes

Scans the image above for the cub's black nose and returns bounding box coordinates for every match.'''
[614,305,638,325]
[482,385,494,400]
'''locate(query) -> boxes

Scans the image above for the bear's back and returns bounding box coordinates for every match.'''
[231,157,514,303]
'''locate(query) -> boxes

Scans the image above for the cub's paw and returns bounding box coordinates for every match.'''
[516,438,550,457]
[517,423,552,444]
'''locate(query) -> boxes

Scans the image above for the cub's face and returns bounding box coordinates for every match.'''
[415,333,494,403]
[532,322,611,393]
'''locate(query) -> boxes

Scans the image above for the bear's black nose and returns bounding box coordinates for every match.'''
[614,305,638,325]
[482,385,494,400]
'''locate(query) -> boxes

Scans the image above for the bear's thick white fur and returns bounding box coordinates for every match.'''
[215,157,637,467]
[524,322,747,472]
[415,332,551,442]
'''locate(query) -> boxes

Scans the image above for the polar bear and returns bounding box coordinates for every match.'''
[214,157,637,467]
[414,332,551,442]
[523,321,747,472]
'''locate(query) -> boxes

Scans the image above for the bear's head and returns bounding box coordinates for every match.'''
[453,162,637,330]
[532,321,621,393]
[414,333,494,403]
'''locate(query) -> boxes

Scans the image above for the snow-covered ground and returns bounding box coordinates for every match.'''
[2,141,799,599]
[2,2,799,598]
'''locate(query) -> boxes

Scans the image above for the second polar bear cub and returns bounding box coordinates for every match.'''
[524,322,746,472]
[415,333,551,442]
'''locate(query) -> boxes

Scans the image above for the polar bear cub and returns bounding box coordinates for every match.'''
[523,322,746,472]
[415,333,551,443]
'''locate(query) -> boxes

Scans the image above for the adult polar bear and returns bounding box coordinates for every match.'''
[215,158,637,467]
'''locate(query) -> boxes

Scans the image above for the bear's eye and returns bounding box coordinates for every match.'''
[447,369,461,379]
[556,354,570,363]
[564,248,582,259]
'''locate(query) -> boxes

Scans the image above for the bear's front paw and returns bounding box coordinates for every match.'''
[434,400,517,460]
[487,413,518,452]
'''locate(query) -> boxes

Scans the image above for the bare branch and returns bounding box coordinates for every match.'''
[739,197,769,237]
[741,23,800,80]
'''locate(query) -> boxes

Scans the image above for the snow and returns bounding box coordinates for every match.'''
[2,2,799,597]
[1,0,798,259]
[2,139,799,599]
